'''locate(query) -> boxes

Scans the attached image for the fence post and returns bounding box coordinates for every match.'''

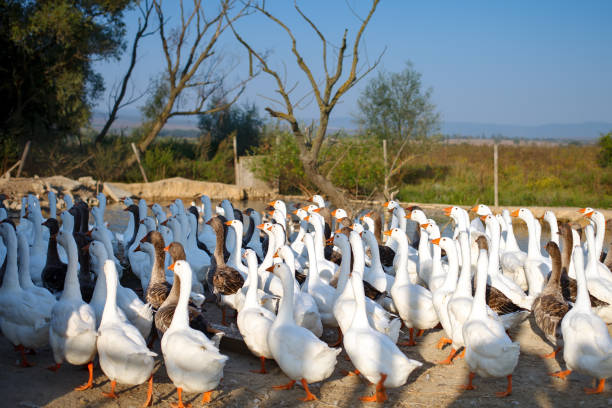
[16,140,31,177]
[130,143,148,183]
[383,139,388,197]
[493,142,499,207]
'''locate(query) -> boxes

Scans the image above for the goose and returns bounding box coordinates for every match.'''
[63,193,74,211]
[207,216,246,325]
[275,244,323,337]
[237,249,276,374]
[24,199,47,285]
[47,229,97,392]
[17,229,56,310]
[532,241,569,359]
[361,210,396,269]
[87,226,123,280]
[541,211,559,246]
[244,208,264,259]
[431,236,460,352]
[343,261,423,402]
[361,229,395,293]
[441,230,474,364]
[0,221,50,367]
[150,202,167,226]
[155,242,213,338]
[582,224,612,322]
[88,241,129,327]
[184,212,211,283]
[388,228,439,347]
[256,223,285,297]
[579,208,605,259]
[117,197,135,246]
[96,260,156,405]
[40,217,67,293]
[267,262,341,401]
[303,211,337,283]
[550,247,612,394]
[421,222,447,292]
[461,241,520,397]
[480,214,534,311]
[162,260,227,407]
[499,209,528,291]
[334,230,402,343]
[511,208,549,298]
[220,199,237,254]
[225,219,248,275]
[142,231,172,309]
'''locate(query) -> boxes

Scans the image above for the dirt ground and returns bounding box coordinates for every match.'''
[1,306,611,408]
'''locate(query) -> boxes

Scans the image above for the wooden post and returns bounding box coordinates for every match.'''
[493,142,499,207]
[233,134,239,186]
[16,140,31,177]
[130,143,148,183]
[1,160,21,179]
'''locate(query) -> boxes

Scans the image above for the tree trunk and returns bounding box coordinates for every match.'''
[301,157,349,210]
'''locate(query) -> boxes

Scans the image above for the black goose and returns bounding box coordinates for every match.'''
[124,204,140,253]
[365,210,396,268]
[41,218,67,293]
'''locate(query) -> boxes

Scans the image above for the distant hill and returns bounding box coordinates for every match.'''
[92,110,611,141]
[440,121,612,141]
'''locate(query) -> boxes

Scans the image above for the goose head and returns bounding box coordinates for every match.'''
[308,195,325,208]
[510,208,534,224]
[331,208,348,222]
[382,200,399,212]
[166,241,186,262]
[471,204,492,216]
[405,208,427,224]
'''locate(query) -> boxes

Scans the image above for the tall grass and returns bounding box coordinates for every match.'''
[397,143,611,207]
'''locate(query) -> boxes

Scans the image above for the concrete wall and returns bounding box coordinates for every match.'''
[237,155,278,196]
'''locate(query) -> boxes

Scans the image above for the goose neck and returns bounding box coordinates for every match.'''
[275,266,295,324]
[1,228,20,289]
[100,262,120,325]
[61,236,82,300]
[169,266,192,330]
[349,273,370,330]
[470,249,489,320]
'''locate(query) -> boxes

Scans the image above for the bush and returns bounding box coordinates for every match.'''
[597,132,612,167]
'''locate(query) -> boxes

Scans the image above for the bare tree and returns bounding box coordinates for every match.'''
[126,0,252,166]
[229,0,382,209]
[95,0,156,144]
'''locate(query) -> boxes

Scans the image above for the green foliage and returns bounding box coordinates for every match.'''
[356,61,440,141]
[0,0,131,148]
[597,132,612,167]
[198,100,263,158]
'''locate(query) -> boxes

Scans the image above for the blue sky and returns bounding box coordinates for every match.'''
[94,0,612,127]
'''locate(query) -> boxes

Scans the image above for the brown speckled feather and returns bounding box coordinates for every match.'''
[485,285,527,315]
[212,264,245,295]
[378,245,396,268]
[363,280,385,301]
[155,303,203,335]
[533,293,568,344]
[146,282,172,310]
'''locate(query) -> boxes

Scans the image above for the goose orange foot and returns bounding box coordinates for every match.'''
[342,369,361,377]
[272,380,296,390]
[170,387,191,408]
[74,362,94,391]
[102,380,118,399]
[495,375,513,397]
[201,390,213,404]
[584,379,605,394]
[398,328,418,346]
[436,337,453,350]
[360,373,388,403]
[299,379,318,401]
[459,372,476,391]
[143,375,153,407]
[549,369,572,380]
[437,348,457,365]
[251,356,268,374]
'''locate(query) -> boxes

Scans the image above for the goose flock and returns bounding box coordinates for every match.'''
[0,192,611,405]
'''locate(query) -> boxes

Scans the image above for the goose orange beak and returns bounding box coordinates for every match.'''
[510,209,520,217]
[168,262,176,271]
[266,225,273,231]
[161,219,168,226]
[382,201,390,208]
[470,205,479,212]
[139,219,145,224]
[578,208,587,214]
[266,265,275,272]
[404,213,412,219]
[82,243,90,251]
[224,221,232,226]
[443,206,453,216]
[134,244,142,252]
[421,223,429,229]
[164,245,170,252]
[292,209,298,215]
[123,207,129,211]
[307,196,314,202]
[313,208,322,213]
[331,209,337,217]
[480,215,488,222]
[304,215,310,222]
[268,200,276,207]
[334,229,342,234]
[383,230,392,237]
[86,230,92,237]
[432,238,441,245]
[256,223,265,230]
[268,211,274,216]
[585,211,594,218]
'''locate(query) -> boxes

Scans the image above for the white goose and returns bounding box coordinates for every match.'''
[237,249,276,374]
[343,261,423,402]
[0,222,50,367]
[267,262,341,402]
[17,229,56,311]
[461,243,520,397]
[97,260,156,405]
[511,208,549,298]
[500,209,528,291]
[162,260,227,406]
[388,228,439,347]
[48,229,97,391]
[550,247,612,394]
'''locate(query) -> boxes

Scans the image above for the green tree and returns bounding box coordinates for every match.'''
[0,0,132,151]
[597,132,612,167]
[198,99,263,157]
[356,61,440,198]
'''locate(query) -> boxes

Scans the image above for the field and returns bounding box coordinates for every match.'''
[397,142,611,208]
